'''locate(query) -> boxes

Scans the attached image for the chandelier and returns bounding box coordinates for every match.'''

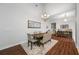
[41,4,50,21]
[41,11,50,21]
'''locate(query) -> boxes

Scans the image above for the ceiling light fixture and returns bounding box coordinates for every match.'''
[64,18,67,22]
[41,4,50,21]
[41,12,50,21]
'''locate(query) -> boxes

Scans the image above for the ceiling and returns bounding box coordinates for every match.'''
[45,3,76,16]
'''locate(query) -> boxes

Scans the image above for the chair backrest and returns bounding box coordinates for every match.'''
[27,34,33,40]
[47,30,52,35]
[43,31,52,41]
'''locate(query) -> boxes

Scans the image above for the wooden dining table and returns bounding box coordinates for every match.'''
[27,33,45,49]
[32,33,45,46]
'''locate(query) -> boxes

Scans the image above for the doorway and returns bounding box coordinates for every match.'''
[51,23,56,33]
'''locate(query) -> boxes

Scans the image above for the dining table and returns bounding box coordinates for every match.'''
[32,33,45,46]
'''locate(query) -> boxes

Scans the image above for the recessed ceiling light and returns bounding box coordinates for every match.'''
[64,19,67,22]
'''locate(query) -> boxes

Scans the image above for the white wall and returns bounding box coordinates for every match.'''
[0,3,44,50]
[77,4,79,48]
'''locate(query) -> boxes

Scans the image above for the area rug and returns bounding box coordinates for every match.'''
[21,39,58,55]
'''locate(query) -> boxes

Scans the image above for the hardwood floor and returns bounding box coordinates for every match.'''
[0,37,78,55]
[46,37,78,55]
[0,45,27,55]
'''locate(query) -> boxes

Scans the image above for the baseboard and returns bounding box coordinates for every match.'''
[0,40,27,50]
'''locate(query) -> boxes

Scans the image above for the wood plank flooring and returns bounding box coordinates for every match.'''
[0,45,27,55]
[46,37,78,55]
[0,37,78,55]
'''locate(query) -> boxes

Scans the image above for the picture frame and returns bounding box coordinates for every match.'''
[60,24,69,29]
[28,20,41,28]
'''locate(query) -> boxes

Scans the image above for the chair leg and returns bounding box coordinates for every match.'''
[50,40,51,42]
[42,44,44,47]
[28,41,29,47]
[31,42,32,50]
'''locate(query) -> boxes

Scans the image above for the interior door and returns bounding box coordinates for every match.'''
[51,23,56,33]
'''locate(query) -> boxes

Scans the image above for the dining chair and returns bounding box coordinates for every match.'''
[27,34,37,50]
